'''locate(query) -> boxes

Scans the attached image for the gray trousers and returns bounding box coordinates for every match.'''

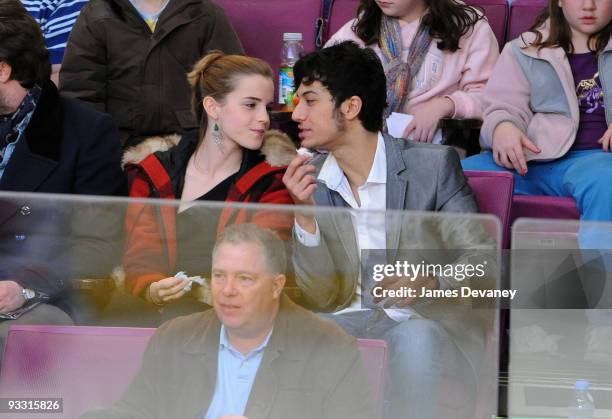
[0,303,73,364]
[321,310,477,419]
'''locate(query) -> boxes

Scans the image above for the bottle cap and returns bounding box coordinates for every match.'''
[575,380,589,390]
[283,33,303,41]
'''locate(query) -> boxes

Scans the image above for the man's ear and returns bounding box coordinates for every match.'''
[340,95,363,122]
[203,96,221,121]
[0,62,12,83]
[272,274,286,299]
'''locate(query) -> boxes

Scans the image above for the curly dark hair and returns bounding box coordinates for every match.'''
[353,0,483,52]
[293,41,387,133]
[526,0,611,54]
[0,0,50,88]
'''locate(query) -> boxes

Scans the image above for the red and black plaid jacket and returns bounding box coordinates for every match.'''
[123,133,294,297]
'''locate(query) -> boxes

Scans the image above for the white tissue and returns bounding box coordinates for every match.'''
[175,271,206,292]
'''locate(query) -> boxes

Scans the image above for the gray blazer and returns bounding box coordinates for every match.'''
[293,134,496,372]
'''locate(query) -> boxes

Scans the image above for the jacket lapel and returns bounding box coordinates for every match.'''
[332,208,359,269]
[319,186,360,270]
[180,314,221,418]
[184,353,218,419]
[244,296,298,419]
[384,134,409,257]
[312,156,360,270]
[0,139,57,192]
[244,347,280,418]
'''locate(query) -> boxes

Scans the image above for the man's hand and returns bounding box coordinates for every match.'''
[402,97,454,143]
[597,124,612,152]
[282,154,318,233]
[0,281,26,313]
[492,121,541,175]
[372,275,439,308]
[283,154,317,205]
[147,277,189,305]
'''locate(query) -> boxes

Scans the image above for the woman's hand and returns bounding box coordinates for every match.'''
[492,122,541,175]
[597,124,612,152]
[402,97,454,143]
[147,277,189,305]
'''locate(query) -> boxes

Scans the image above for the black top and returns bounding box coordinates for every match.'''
[154,131,264,277]
[175,171,238,276]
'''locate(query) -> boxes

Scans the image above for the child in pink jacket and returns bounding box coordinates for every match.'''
[326,0,499,142]
[462,0,612,242]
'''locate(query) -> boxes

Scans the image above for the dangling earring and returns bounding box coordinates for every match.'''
[212,122,223,146]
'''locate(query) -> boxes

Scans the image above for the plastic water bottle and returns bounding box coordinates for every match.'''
[279,32,304,110]
[568,379,595,419]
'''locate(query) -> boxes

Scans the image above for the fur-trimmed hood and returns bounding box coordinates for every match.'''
[122,129,296,168]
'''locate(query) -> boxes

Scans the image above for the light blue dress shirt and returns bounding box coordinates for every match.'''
[204,326,272,419]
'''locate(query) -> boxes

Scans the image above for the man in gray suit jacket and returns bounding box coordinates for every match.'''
[283,41,496,419]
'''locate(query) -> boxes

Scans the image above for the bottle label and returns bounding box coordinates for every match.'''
[279,66,295,108]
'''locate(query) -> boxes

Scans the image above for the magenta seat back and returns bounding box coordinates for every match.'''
[0,325,155,418]
[465,0,509,49]
[0,326,387,417]
[510,195,580,226]
[506,0,547,42]
[214,0,320,80]
[328,0,361,39]
[464,170,514,248]
[357,338,387,414]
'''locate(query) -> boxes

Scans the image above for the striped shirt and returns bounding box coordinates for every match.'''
[21,0,89,64]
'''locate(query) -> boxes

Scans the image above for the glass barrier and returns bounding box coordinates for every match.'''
[508,218,612,418]
[0,191,501,419]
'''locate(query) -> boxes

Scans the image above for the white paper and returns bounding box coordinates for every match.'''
[297,147,314,158]
[175,271,206,292]
[386,112,443,144]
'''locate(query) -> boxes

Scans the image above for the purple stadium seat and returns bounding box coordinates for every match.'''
[506,0,547,43]
[0,325,154,418]
[355,338,387,415]
[0,325,386,417]
[328,0,361,39]
[464,170,514,248]
[511,195,580,226]
[466,0,509,49]
[214,0,320,79]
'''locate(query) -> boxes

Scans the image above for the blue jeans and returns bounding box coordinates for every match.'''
[462,150,612,250]
[321,310,477,419]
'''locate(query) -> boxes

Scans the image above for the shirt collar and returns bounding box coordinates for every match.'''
[368,132,387,183]
[219,325,273,358]
[318,132,387,190]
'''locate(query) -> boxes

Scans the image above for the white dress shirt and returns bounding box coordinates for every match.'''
[295,133,415,321]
